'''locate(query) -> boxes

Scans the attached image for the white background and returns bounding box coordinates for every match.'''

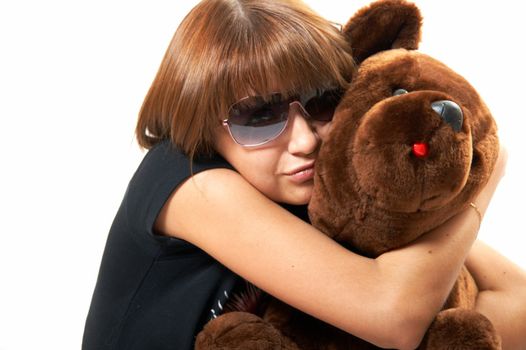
[0,1,524,349]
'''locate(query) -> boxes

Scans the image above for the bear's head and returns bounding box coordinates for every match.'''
[309,0,499,257]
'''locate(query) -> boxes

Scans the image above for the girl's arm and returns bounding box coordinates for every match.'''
[466,241,526,350]
[464,146,526,349]
[155,148,506,350]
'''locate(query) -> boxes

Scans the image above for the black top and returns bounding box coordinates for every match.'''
[82,140,310,350]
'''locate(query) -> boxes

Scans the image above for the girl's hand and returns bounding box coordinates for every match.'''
[466,241,526,350]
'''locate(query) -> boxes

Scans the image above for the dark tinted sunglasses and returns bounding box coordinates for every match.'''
[222,88,344,147]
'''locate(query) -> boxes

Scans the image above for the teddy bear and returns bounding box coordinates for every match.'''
[195,0,501,349]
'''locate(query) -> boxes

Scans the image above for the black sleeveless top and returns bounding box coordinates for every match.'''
[82,140,309,350]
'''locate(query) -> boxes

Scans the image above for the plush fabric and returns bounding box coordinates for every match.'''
[195,1,501,348]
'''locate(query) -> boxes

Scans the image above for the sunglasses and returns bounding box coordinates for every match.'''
[222,88,344,147]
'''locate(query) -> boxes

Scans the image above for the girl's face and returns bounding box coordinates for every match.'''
[215,103,332,205]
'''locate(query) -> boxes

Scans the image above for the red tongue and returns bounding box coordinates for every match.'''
[412,142,429,158]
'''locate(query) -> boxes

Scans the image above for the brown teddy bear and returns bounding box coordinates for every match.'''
[195,0,501,349]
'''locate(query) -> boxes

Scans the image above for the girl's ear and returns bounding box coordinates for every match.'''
[342,0,422,64]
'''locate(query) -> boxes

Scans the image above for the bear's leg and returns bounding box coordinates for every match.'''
[195,311,300,350]
[419,308,501,350]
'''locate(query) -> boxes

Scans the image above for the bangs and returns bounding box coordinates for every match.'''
[213,3,356,110]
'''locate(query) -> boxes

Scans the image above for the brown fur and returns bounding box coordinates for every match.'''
[195,1,501,349]
[310,48,498,258]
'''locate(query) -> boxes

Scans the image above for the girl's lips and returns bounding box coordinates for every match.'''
[285,161,315,176]
[287,165,315,183]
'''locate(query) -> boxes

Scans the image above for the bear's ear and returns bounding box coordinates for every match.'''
[342,0,422,64]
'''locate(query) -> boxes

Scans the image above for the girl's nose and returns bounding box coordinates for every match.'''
[286,103,320,156]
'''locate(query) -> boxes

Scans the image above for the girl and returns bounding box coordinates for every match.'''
[82,0,526,349]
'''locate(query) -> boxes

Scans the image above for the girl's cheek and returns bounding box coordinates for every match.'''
[313,121,333,142]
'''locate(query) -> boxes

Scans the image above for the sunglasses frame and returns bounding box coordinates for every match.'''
[222,88,343,147]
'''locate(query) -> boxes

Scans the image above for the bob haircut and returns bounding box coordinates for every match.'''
[136,0,355,158]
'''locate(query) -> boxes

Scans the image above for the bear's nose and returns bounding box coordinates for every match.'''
[431,100,463,132]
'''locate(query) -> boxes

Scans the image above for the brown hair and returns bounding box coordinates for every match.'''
[136,0,355,158]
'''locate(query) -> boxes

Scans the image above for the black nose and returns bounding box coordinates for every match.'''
[431,100,463,132]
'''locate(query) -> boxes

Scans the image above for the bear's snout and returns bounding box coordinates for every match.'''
[350,91,473,213]
[412,100,463,158]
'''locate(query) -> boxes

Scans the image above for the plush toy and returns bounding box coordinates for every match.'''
[196,0,501,349]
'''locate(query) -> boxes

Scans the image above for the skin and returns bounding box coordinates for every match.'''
[155,105,526,349]
[466,241,526,350]
[215,103,332,205]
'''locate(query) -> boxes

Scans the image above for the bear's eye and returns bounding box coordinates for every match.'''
[393,88,408,96]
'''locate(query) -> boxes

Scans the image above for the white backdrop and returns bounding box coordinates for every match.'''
[0,1,524,349]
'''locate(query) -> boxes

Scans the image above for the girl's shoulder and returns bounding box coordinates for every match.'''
[134,140,234,182]
[123,140,235,247]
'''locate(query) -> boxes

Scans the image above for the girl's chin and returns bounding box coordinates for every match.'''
[265,179,313,205]
[283,186,313,205]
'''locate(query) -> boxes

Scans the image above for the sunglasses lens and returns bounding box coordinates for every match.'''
[226,89,344,146]
[227,94,289,146]
[304,89,344,122]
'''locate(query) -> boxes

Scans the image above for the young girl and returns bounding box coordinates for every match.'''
[82,0,526,349]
